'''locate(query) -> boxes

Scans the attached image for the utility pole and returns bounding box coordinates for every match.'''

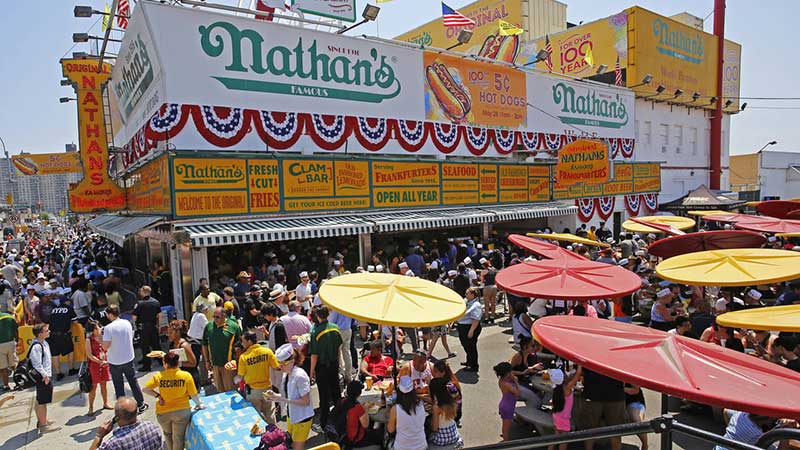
[709,0,725,189]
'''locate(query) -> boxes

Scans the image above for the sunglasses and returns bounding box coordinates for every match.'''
[278,360,291,366]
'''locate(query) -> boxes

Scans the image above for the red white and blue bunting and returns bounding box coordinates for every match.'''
[576,198,596,222]
[121,103,635,169]
[596,196,616,220]
[643,193,659,212]
[624,194,642,216]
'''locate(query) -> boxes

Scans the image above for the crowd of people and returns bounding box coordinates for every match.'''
[0,218,799,450]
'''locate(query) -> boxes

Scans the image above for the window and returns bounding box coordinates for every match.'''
[658,123,669,153]
[673,125,683,153]
[642,121,652,145]
[635,120,639,141]
[689,127,698,155]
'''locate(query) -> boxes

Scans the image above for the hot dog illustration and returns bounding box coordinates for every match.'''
[478,34,520,63]
[12,157,38,175]
[425,63,471,121]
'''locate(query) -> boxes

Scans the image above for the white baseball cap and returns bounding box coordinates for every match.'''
[399,262,408,269]
[275,343,294,362]
[367,265,375,272]
[299,271,308,278]
[429,261,439,270]
[448,270,457,277]
[747,289,762,300]
[463,257,472,265]
[376,265,384,272]
[657,288,671,298]
[479,258,488,265]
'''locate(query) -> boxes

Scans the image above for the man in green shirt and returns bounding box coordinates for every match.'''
[309,305,342,431]
[0,311,18,390]
[202,307,242,392]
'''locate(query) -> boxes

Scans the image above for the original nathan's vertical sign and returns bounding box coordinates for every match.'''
[61,59,125,213]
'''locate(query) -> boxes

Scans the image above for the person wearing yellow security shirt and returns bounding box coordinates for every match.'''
[236,331,279,423]
[143,352,206,450]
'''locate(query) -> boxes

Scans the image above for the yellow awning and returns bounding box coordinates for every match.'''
[687,210,730,216]
[622,215,696,233]
[318,273,466,327]
[717,305,800,332]
[655,248,800,286]
[526,232,610,248]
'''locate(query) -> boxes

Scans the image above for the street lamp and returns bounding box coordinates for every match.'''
[595,64,608,75]
[523,49,551,67]
[628,74,653,88]
[59,97,77,103]
[336,4,380,34]
[642,84,665,99]
[446,29,473,50]
[757,141,777,153]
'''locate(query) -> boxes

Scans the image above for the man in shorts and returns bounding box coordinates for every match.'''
[579,368,627,450]
[0,309,18,390]
[48,297,77,380]
[30,323,61,432]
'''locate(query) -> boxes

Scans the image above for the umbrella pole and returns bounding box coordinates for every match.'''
[392,325,398,386]
[661,393,672,449]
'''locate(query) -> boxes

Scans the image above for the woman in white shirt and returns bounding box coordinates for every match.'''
[267,344,314,450]
[388,376,427,450]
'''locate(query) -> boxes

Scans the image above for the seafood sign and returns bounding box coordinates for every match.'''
[424,52,526,128]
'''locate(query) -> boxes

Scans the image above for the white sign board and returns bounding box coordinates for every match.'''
[141,2,422,122]
[526,73,635,140]
[293,0,357,22]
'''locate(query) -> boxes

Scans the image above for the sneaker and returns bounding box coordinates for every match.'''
[55,373,65,382]
[447,352,457,358]
[0,385,11,392]
[67,369,79,376]
[137,403,149,414]
[311,423,324,434]
[38,424,62,433]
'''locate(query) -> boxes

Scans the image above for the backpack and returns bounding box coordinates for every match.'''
[325,401,353,447]
[14,341,44,389]
[254,423,290,450]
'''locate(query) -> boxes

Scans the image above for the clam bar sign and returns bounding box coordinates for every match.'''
[144,3,424,119]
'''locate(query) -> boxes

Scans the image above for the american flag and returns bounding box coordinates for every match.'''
[117,0,130,29]
[441,3,475,27]
[543,35,553,71]
[614,56,622,86]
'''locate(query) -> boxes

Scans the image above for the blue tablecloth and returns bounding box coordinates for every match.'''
[186,391,263,450]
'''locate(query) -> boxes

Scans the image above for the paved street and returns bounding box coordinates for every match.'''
[0,319,725,450]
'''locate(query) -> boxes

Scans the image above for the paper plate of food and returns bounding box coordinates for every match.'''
[146,351,165,359]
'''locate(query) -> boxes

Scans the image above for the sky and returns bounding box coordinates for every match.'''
[0,0,797,156]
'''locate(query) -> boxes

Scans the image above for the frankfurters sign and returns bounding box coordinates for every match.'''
[424,52,526,128]
[556,139,610,186]
[61,59,125,213]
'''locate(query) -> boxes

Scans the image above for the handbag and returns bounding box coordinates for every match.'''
[78,363,92,393]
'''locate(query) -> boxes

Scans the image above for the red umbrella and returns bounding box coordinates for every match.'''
[532,316,800,418]
[735,217,800,234]
[756,200,800,219]
[507,234,585,261]
[701,213,755,224]
[496,258,642,300]
[647,230,767,259]
[787,209,800,220]
[629,217,686,236]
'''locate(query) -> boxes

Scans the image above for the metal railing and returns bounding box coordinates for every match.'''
[465,415,800,450]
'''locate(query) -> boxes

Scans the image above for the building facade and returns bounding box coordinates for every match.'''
[730,151,800,200]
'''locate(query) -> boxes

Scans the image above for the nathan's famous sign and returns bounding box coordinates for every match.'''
[61,59,125,213]
[143,2,425,120]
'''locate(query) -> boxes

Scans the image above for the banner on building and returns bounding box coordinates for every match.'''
[395,0,523,58]
[61,59,125,213]
[553,161,660,200]
[123,154,172,214]
[722,39,742,111]
[423,52,526,128]
[11,153,82,176]
[627,7,718,106]
[526,72,634,139]
[292,0,356,22]
[517,11,628,77]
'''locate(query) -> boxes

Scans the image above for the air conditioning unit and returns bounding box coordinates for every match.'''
[675,147,681,154]
[661,146,668,153]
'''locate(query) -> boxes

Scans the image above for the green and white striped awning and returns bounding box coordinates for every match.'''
[86,215,164,246]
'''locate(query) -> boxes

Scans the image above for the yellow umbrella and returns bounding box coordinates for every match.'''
[745,201,762,207]
[318,273,466,327]
[656,248,800,286]
[777,232,800,238]
[526,232,610,248]
[687,210,730,216]
[622,215,696,234]
[716,305,800,332]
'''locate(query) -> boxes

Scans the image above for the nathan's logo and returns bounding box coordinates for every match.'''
[175,163,244,185]
[408,32,432,47]
[112,34,154,119]
[652,18,704,64]
[198,21,401,103]
[552,82,628,129]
